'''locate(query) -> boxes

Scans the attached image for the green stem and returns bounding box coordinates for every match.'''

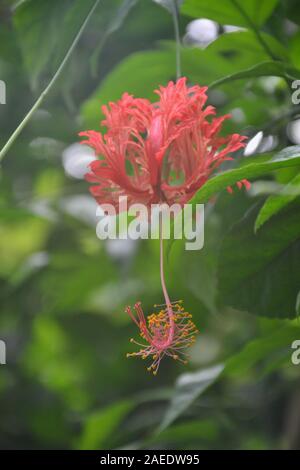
[159,211,175,344]
[230,0,292,88]
[171,0,181,80]
[230,0,278,61]
[0,0,101,163]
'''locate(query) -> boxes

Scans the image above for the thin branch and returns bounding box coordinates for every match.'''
[0,0,101,163]
[230,0,278,61]
[229,0,292,89]
[171,0,181,80]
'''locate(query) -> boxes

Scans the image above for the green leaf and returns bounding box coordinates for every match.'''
[157,364,224,433]
[81,49,175,128]
[207,30,288,63]
[167,147,300,256]
[182,0,279,27]
[255,172,300,232]
[289,31,300,69]
[150,419,219,445]
[286,0,300,26]
[90,0,139,75]
[81,31,284,128]
[296,291,300,317]
[225,323,300,377]
[78,401,133,450]
[218,202,300,318]
[13,0,134,90]
[13,0,94,90]
[210,60,300,89]
[191,146,300,205]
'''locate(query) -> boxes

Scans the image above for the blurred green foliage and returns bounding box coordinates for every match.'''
[0,0,300,450]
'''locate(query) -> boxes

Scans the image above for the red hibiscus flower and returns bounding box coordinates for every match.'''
[80,77,247,210]
[80,77,247,375]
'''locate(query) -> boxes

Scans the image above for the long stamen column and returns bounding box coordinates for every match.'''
[125,210,199,375]
[159,210,175,347]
